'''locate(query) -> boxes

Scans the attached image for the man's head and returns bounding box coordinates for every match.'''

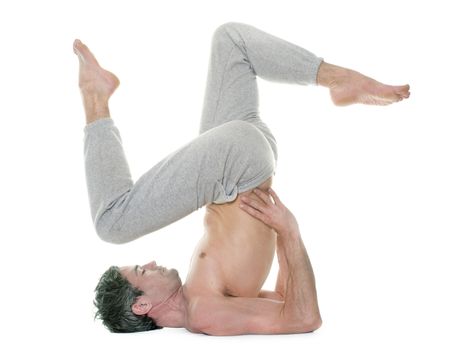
[94,261,182,333]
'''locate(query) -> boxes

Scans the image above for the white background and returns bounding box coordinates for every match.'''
[0,0,457,349]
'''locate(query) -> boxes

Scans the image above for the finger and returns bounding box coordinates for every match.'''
[252,188,273,205]
[239,203,267,222]
[268,188,281,205]
[240,195,265,212]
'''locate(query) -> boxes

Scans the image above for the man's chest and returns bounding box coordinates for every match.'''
[185,226,276,298]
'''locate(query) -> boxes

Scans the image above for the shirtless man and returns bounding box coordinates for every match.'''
[75,22,410,335]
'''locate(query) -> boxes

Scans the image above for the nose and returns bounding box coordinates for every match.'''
[142,261,157,270]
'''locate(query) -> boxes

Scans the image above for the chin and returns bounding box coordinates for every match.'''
[172,269,182,283]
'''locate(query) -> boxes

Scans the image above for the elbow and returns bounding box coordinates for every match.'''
[280,313,322,334]
[310,317,323,332]
[301,315,322,333]
[287,312,322,333]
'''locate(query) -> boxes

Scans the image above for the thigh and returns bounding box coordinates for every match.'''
[97,120,277,243]
[198,23,278,162]
[199,23,259,135]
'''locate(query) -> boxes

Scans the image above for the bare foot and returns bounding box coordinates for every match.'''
[73,39,120,99]
[318,62,410,106]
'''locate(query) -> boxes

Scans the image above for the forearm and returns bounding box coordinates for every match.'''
[238,187,321,330]
[274,235,289,297]
[278,229,321,326]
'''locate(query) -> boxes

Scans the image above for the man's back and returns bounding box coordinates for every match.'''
[184,177,276,299]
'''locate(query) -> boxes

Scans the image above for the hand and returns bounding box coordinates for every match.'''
[239,187,299,236]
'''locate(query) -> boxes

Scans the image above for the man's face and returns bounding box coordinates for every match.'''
[119,261,182,306]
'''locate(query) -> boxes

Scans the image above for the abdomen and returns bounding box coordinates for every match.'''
[204,190,276,297]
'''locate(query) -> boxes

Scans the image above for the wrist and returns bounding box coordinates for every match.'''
[278,228,301,240]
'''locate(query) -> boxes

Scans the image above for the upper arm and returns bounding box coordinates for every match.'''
[188,296,316,336]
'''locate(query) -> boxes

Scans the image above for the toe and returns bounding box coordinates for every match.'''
[73,40,99,65]
[402,84,410,95]
[73,39,80,54]
[396,90,410,100]
[395,85,410,98]
[401,89,410,99]
[73,39,86,59]
[73,39,83,51]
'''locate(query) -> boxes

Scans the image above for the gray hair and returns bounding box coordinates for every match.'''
[94,266,162,333]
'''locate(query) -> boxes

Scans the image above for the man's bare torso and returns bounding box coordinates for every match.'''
[184,177,276,298]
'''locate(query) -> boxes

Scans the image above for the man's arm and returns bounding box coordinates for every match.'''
[188,293,317,336]
[252,189,320,319]
[258,231,289,300]
[189,187,321,336]
[276,227,321,324]
[241,187,321,328]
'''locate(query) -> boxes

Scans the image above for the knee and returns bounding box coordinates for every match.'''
[95,219,131,245]
[212,22,244,45]
[218,120,274,161]
[219,120,258,145]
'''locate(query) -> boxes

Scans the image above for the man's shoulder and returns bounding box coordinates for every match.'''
[183,291,225,334]
[184,287,225,315]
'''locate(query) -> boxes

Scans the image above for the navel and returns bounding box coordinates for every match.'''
[199,252,206,258]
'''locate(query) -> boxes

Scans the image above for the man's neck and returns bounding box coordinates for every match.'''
[148,286,187,328]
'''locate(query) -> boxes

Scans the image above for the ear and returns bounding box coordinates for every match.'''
[131,296,153,315]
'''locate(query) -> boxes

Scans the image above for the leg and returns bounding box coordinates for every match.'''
[199,22,410,123]
[199,22,325,161]
[75,40,275,244]
[83,119,275,244]
[75,23,409,244]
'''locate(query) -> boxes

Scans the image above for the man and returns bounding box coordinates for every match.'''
[75,22,410,335]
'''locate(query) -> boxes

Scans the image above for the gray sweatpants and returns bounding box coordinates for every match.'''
[83,22,323,244]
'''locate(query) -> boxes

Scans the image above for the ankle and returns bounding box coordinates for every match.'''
[317,62,348,88]
[81,93,111,124]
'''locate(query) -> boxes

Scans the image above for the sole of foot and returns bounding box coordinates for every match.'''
[73,39,120,98]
